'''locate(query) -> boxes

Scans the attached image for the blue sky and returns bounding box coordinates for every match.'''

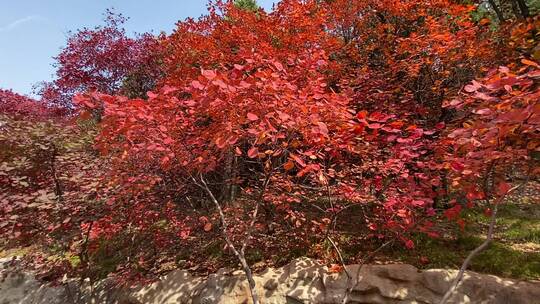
[0,0,278,96]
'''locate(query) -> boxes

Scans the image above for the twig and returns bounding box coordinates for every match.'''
[241,173,271,255]
[439,183,523,304]
[323,201,371,241]
[80,221,93,266]
[49,143,63,201]
[191,174,260,304]
[326,234,394,304]
[326,236,352,280]
[341,239,394,304]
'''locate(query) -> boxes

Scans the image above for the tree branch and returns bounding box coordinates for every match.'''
[241,173,271,255]
[192,174,260,304]
[341,239,394,304]
[439,183,524,304]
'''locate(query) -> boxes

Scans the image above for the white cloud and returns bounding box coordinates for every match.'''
[0,15,45,32]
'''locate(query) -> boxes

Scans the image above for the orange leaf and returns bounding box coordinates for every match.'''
[479,18,490,25]
[215,137,227,148]
[356,110,368,120]
[284,161,294,171]
[521,59,540,68]
[79,110,92,120]
[328,264,344,273]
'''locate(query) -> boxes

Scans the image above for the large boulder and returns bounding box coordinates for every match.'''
[128,258,540,304]
[2,257,539,303]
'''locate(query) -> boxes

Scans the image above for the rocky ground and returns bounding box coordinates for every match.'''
[2,257,540,304]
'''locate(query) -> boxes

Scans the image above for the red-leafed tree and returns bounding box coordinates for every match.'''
[70,1,488,299]
[0,1,538,303]
[1,87,103,283]
[35,9,163,109]
[0,89,61,118]
[434,58,539,302]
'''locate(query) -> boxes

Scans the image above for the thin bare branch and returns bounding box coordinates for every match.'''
[241,173,271,255]
[191,174,260,304]
[439,183,524,304]
[341,239,394,304]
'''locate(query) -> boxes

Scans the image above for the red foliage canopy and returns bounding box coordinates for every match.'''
[36,10,162,108]
[0,89,63,118]
[1,0,538,286]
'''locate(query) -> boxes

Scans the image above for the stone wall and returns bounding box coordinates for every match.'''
[2,257,539,303]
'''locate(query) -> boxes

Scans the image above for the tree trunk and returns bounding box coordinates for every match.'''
[515,0,530,18]
[222,150,234,202]
[488,0,505,23]
[510,0,523,20]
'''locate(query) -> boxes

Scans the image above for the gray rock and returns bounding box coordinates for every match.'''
[1,258,539,303]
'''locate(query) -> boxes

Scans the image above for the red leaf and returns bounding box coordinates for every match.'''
[353,124,365,134]
[317,122,329,135]
[496,181,511,196]
[368,112,392,122]
[474,92,495,101]
[290,154,306,167]
[247,113,259,121]
[451,161,465,172]
[163,137,174,145]
[443,99,462,108]
[411,200,425,207]
[464,80,482,92]
[405,239,414,249]
[444,205,462,220]
[215,137,227,149]
[464,84,477,93]
[179,229,190,240]
[313,93,324,100]
[356,110,368,120]
[213,79,228,89]
[191,80,204,90]
[79,110,92,120]
[201,69,217,80]
[528,70,540,78]
[473,108,491,115]
[162,85,177,94]
[247,147,259,159]
[273,61,284,72]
